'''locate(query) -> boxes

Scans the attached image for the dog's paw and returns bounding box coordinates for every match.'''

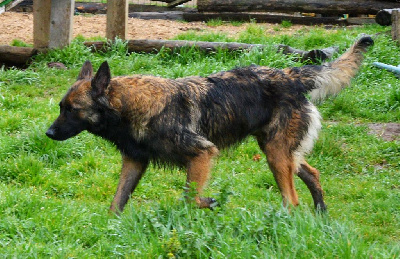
[199,197,219,209]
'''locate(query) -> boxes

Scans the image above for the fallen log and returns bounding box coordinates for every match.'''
[0,45,38,66]
[84,39,338,62]
[0,40,339,67]
[85,39,265,53]
[197,0,400,15]
[376,9,400,26]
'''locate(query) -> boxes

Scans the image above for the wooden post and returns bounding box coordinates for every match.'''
[49,0,75,49]
[392,10,400,44]
[106,0,128,40]
[33,0,51,48]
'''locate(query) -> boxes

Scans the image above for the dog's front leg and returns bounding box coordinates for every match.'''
[109,154,148,214]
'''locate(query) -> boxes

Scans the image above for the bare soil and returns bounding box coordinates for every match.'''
[367,123,400,142]
[0,12,306,45]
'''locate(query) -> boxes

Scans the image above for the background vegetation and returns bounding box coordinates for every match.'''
[0,23,399,257]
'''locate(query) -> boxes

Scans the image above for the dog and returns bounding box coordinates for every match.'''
[46,36,373,214]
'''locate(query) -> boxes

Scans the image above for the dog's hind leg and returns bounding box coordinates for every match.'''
[186,146,219,208]
[257,136,299,208]
[260,141,299,207]
[297,161,327,212]
[109,154,149,214]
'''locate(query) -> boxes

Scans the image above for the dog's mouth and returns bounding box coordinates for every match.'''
[46,127,68,141]
[45,125,82,141]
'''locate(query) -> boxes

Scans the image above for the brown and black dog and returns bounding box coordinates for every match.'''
[46,36,373,214]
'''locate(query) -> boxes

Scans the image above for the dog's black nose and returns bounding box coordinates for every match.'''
[46,128,55,138]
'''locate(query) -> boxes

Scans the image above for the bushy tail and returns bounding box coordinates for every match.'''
[290,36,374,102]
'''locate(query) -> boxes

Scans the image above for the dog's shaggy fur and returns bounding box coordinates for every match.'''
[46,36,373,213]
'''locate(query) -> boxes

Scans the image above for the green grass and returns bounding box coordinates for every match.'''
[281,20,292,28]
[0,23,399,257]
[206,18,224,27]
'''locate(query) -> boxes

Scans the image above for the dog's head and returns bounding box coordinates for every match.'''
[46,61,111,141]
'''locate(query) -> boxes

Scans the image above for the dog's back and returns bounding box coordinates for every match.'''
[163,36,374,151]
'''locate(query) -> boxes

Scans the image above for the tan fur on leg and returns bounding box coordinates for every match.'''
[186,146,219,208]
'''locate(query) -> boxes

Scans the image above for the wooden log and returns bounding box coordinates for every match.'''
[84,39,338,62]
[197,0,400,15]
[33,0,51,48]
[392,10,400,44]
[0,40,339,67]
[16,2,195,14]
[129,11,185,21]
[106,0,128,40]
[49,0,74,49]
[85,39,264,53]
[0,45,37,66]
[183,12,348,25]
[376,9,400,26]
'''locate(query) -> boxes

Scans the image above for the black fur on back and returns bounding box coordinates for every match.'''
[90,64,316,166]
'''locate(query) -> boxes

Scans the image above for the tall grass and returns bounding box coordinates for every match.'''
[0,23,399,257]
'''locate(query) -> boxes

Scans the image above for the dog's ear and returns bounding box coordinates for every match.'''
[91,61,111,97]
[77,60,93,80]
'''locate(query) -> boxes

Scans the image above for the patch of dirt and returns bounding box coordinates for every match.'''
[367,123,400,142]
[328,121,400,142]
[0,12,307,45]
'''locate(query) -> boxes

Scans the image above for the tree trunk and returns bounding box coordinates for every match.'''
[197,0,400,15]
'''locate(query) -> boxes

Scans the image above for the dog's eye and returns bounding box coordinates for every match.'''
[64,105,78,113]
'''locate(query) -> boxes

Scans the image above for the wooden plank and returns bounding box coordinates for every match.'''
[197,0,400,15]
[183,12,348,25]
[33,0,51,48]
[106,0,128,40]
[48,0,74,49]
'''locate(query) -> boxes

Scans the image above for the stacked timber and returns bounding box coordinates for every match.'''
[197,0,400,15]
